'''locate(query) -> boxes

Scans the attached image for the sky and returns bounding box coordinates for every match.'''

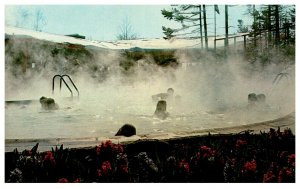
[5,4,254,41]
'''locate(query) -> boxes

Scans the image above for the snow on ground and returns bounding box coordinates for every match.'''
[5,26,247,50]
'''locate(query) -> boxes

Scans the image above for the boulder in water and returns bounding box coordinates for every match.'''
[115,124,136,137]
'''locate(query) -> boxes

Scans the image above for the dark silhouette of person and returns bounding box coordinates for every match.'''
[40,96,59,110]
[115,124,136,137]
[152,88,174,102]
[154,100,169,120]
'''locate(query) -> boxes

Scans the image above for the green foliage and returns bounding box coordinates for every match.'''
[247,5,295,46]
[237,19,248,33]
[151,50,178,67]
[161,9,174,20]
[161,5,203,39]
[120,49,178,70]
[162,26,175,40]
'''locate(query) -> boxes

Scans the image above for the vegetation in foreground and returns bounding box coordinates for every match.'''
[5,127,295,183]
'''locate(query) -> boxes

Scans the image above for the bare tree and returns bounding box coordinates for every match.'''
[12,7,47,32]
[15,7,30,27]
[116,17,138,40]
[33,8,46,31]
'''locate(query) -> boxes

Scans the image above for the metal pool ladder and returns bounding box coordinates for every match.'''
[52,74,79,97]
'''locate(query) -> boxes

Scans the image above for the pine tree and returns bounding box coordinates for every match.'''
[161,5,208,49]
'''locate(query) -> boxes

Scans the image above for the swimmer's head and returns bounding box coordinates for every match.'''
[257,94,266,103]
[40,96,46,102]
[248,93,257,104]
[167,88,174,96]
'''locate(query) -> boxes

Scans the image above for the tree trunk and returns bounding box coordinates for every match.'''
[199,5,203,49]
[275,5,280,46]
[203,5,208,50]
[253,5,257,46]
[268,5,272,46]
[225,5,229,47]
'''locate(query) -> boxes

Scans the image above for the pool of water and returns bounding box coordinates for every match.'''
[5,86,287,140]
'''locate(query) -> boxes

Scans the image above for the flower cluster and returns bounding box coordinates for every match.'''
[96,140,124,157]
[43,151,56,167]
[5,127,295,183]
[263,152,295,183]
[244,159,257,172]
[178,159,190,173]
[235,139,247,149]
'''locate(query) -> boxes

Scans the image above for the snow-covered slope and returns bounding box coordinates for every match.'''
[5,26,246,50]
[5,26,203,50]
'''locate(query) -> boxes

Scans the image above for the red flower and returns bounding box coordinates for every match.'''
[101,161,112,175]
[96,140,124,155]
[286,168,293,177]
[97,169,102,177]
[277,168,294,182]
[119,164,129,174]
[44,151,56,167]
[103,140,113,148]
[44,151,54,161]
[179,159,190,173]
[288,154,295,165]
[57,178,68,183]
[278,169,283,182]
[198,145,216,159]
[96,145,101,156]
[236,139,247,148]
[200,145,210,151]
[113,143,124,154]
[263,171,276,183]
[244,160,257,172]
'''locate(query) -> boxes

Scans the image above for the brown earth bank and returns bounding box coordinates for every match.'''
[5,112,295,183]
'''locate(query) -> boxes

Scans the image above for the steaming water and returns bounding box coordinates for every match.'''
[5,84,289,140]
[5,55,295,140]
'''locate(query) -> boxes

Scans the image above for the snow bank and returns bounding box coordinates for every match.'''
[5,26,246,50]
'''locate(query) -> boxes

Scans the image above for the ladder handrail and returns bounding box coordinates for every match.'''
[52,75,62,94]
[61,74,80,96]
[52,74,79,97]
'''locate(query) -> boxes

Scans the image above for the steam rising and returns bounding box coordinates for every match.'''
[5,38,295,139]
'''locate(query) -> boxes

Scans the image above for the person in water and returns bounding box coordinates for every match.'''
[152,88,174,102]
[40,96,59,110]
[257,93,266,104]
[247,93,257,109]
[154,100,169,120]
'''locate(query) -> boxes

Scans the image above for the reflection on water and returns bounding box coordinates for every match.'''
[5,94,286,140]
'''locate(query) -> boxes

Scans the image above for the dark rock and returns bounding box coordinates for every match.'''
[115,124,136,137]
